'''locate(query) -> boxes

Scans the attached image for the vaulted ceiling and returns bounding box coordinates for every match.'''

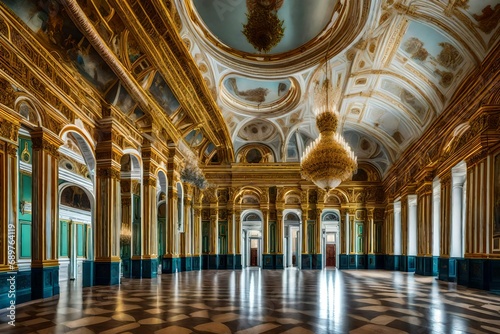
[2,0,498,179]
[179,0,500,176]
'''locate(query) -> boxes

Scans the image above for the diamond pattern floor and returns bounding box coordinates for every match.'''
[1,269,500,333]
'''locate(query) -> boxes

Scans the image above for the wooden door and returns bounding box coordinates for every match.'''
[326,244,336,267]
[250,248,258,266]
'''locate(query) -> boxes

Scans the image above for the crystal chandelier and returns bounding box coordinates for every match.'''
[300,76,357,191]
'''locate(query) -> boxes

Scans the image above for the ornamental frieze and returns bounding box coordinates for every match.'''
[0,119,19,142]
[31,137,59,157]
[97,167,121,179]
[0,77,15,108]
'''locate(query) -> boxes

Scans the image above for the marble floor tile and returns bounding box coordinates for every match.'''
[1,269,500,333]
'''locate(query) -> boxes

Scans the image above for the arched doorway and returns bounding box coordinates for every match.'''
[321,211,340,268]
[58,185,93,282]
[120,153,142,278]
[241,210,262,268]
[283,210,301,268]
[57,128,96,288]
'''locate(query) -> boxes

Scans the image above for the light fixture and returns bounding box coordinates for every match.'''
[300,65,357,191]
[242,0,285,53]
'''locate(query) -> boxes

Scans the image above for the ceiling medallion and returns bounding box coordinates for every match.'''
[242,0,285,53]
[301,77,357,191]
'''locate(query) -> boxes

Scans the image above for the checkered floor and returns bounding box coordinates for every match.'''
[2,269,500,333]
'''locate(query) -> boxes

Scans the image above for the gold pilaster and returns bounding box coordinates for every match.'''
[166,186,178,257]
[385,203,394,255]
[227,208,234,255]
[367,208,374,254]
[235,210,242,255]
[439,172,451,257]
[262,208,269,254]
[276,208,283,254]
[31,128,63,267]
[315,208,322,254]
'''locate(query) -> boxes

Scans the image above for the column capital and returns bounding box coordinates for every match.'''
[31,128,63,157]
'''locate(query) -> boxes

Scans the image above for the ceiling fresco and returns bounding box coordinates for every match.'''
[177,0,500,176]
[191,0,338,54]
[2,0,498,178]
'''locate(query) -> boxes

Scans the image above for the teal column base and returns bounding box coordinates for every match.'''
[234,255,242,269]
[142,258,158,278]
[121,258,131,278]
[275,254,284,269]
[438,257,457,282]
[162,257,180,273]
[218,255,227,269]
[226,255,235,269]
[201,255,209,269]
[367,254,385,269]
[263,254,274,269]
[82,260,94,287]
[131,259,142,279]
[0,270,31,308]
[312,254,322,269]
[384,255,401,270]
[415,256,438,276]
[31,266,59,300]
[185,257,193,271]
[348,255,367,269]
[94,261,120,285]
[400,255,416,272]
[192,256,201,270]
[301,254,312,269]
[339,254,348,269]
[208,255,218,269]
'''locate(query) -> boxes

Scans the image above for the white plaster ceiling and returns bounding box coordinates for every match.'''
[177,0,500,176]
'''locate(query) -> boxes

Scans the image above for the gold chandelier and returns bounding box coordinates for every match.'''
[242,0,285,53]
[301,77,357,191]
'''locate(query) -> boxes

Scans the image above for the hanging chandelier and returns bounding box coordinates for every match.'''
[300,77,357,191]
[242,0,285,53]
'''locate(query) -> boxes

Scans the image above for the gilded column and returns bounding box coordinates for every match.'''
[164,185,178,272]
[385,203,394,255]
[262,208,269,254]
[209,207,218,269]
[416,183,433,256]
[234,209,242,269]
[416,173,434,276]
[141,173,158,278]
[440,173,451,257]
[0,114,20,275]
[465,152,489,256]
[184,184,193,258]
[192,189,202,270]
[94,135,122,285]
[315,207,323,269]
[31,128,63,297]
[227,208,234,268]
[367,208,374,254]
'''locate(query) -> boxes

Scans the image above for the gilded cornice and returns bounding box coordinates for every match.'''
[62,0,181,143]
[0,6,102,124]
[107,0,233,162]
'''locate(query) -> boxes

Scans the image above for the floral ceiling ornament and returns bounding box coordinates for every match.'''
[242,0,285,53]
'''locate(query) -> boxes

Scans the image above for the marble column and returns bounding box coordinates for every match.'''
[31,128,63,297]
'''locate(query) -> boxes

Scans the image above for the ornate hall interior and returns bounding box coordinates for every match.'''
[0,0,499,332]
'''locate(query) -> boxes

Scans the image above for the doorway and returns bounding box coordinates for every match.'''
[326,244,336,267]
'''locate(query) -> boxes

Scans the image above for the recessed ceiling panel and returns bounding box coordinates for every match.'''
[399,21,467,91]
[223,76,291,105]
[192,0,338,54]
